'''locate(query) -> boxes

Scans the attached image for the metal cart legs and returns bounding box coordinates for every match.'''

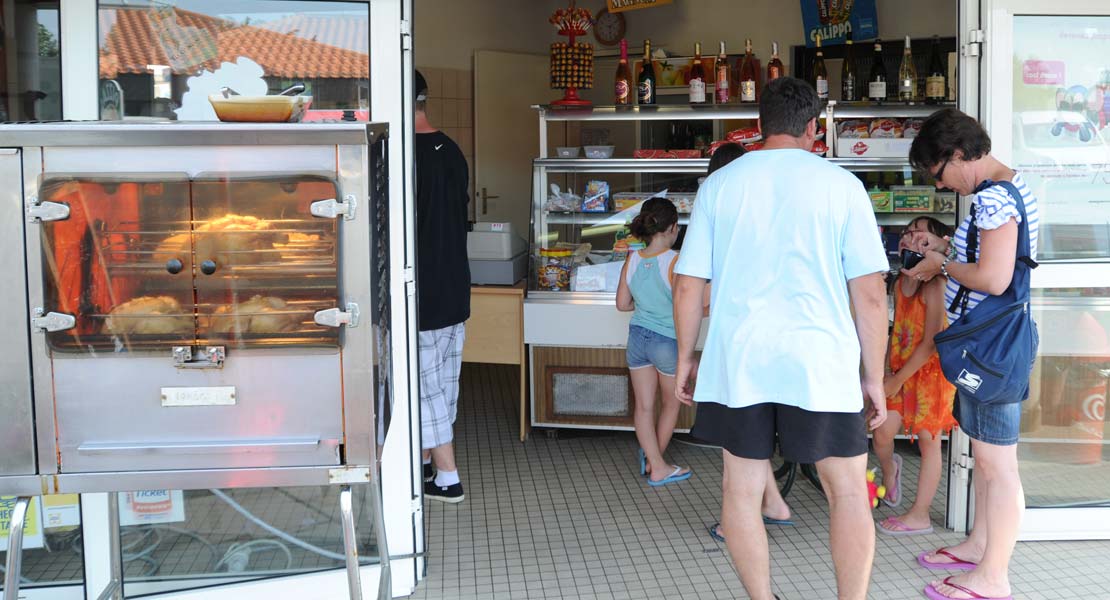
[339,485,364,599]
[3,496,31,600]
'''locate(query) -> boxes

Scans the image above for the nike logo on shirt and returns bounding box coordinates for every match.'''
[435,144,444,150]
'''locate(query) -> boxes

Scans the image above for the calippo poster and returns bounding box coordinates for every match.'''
[800,0,878,48]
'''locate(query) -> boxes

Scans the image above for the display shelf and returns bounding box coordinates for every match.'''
[535,157,708,173]
[876,212,957,226]
[536,104,773,121]
[544,211,691,226]
[829,157,914,172]
[827,100,957,119]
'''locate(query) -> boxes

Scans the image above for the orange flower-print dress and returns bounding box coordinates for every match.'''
[888,281,958,439]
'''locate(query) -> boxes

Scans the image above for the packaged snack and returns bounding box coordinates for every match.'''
[743,141,764,152]
[869,118,904,138]
[892,185,935,213]
[708,140,730,155]
[633,149,674,159]
[613,192,646,211]
[671,149,702,159]
[811,140,828,156]
[582,180,610,212]
[726,127,762,143]
[671,193,695,213]
[903,118,924,139]
[838,119,871,138]
[544,183,580,212]
[815,124,826,139]
[536,248,573,291]
[869,188,893,213]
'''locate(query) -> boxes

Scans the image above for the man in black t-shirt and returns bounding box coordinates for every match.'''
[414,70,471,504]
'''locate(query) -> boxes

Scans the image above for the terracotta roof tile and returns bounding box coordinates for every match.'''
[99,7,368,80]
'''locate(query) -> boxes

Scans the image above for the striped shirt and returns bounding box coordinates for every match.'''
[945,173,1039,323]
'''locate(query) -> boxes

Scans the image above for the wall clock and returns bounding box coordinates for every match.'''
[593,7,626,47]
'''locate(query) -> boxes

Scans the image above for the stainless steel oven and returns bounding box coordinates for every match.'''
[0,122,394,597]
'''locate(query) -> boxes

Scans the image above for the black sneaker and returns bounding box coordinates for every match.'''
[424,480,464,504]
[423,463,435,483]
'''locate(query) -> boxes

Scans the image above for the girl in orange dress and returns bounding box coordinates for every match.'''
[874,216,958,536]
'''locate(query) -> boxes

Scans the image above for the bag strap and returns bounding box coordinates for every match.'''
[947,178,1037,315]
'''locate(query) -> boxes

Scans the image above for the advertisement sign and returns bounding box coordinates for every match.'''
[607,0,672,13]
[0,496,45,549]
[800,0,878,47]
[119,490,187,526]
[1011,16,1110,260]
[43,494,82,531]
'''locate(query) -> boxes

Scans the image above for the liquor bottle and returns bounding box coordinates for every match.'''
[812,33,829,101]
[925,36,947,103]
[842,31,858,101]
[615,39,632,105]
[898,36,918,101]
[868,39,887,102]
[637,39,656,105]
[767,41,785,82]
[715,41,730,104]
[738,38,758,103]
[689,42,707,104]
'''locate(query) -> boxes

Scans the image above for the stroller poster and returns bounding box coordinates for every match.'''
[1012,15,1110,243]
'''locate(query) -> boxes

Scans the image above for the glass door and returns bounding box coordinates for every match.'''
[984,0,1110,540]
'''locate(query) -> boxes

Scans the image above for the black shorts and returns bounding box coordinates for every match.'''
[691,401,868,464]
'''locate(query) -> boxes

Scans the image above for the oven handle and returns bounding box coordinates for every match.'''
[77,438,336,456]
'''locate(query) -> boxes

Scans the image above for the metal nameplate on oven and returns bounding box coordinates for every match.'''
[161,386,237,407]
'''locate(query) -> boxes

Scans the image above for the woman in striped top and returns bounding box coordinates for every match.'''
[903,108,1038,600]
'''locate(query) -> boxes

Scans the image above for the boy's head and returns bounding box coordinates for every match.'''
[707,142,746,175]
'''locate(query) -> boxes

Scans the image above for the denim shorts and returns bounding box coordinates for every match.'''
[954,391,1023,446]
[626,324,678,377]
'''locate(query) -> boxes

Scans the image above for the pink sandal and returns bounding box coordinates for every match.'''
[877,516,933,536]
[917,547,977,571]
[923,576,1013,600]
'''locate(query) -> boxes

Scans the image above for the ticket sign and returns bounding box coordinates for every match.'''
[801,0,879,47]
[119,490,186,526]
[0,496,45,550]
[607,0,672,13]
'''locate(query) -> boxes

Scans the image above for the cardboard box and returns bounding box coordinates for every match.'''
[836,137,913,158]
[892,186,935,213]
[612,192,696,213]
[869,189,893,213]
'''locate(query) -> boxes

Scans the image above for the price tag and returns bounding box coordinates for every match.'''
[902,165,914,187]
[490,222,505,232]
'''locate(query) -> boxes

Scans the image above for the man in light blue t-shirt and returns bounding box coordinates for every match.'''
[673,77,890,600]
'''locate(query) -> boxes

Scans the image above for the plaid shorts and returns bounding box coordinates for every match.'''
[418,322,465,449]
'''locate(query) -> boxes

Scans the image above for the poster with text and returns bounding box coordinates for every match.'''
[1012,16,1110,260]
[800,0,878,48]
[0,496,45,550]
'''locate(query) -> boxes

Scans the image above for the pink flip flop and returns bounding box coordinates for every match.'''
[877,516,933,536]
[923,576,1013,600]
[917,548,977,571]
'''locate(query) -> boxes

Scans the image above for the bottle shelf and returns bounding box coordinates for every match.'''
[535,156,910,172]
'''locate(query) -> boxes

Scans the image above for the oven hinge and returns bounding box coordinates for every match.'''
[173,346,225,369]
[310,195,358,221]
[314,303,360,328]
[30,308,75,332]
[25,195,71,223]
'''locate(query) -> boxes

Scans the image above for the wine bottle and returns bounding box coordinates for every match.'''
[767,41,785,82]
[689,42,707,104]
[637,39,656,105]
[813,33,828,101]
[841,31,858,102]
[868,39,887,102]
[898,36,917,101]
[615,38,632,105]
[715,41,730,104]
[925,36,947,103]
[738,38,758,103]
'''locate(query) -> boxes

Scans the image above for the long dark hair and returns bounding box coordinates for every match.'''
[629,197,678,244]
[909,215,953,239]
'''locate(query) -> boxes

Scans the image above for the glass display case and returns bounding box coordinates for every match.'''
[525,101,959,430]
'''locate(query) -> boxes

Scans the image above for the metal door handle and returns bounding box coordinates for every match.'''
[480,187,499,215]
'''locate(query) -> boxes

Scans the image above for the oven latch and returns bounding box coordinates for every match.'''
[314,303,360,328]
[310,195,358,221]
[25,195,71,223]
[30,308,76,332]
[173,346,225,369]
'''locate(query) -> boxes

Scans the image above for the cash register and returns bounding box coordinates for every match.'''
[467,222,528,285]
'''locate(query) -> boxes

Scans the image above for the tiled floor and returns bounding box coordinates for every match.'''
[411,363,1110,600]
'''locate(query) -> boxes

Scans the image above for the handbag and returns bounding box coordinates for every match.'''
[933,180,1039,404]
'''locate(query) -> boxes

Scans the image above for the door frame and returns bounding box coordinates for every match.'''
[972,0,1110,541]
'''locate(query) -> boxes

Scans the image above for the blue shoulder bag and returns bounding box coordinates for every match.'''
[933,180,1039,404]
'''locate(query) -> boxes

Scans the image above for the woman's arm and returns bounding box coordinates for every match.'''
[904,218,1018,296]
[616,256,635,312]
[886,277,947,394]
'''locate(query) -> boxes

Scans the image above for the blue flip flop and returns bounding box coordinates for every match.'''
[762,516,795,526]
[708,516,794,543]
[647,466,691,487]
[638,448,646,477]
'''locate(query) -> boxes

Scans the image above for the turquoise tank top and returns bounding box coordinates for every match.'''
[627,249,677,339]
